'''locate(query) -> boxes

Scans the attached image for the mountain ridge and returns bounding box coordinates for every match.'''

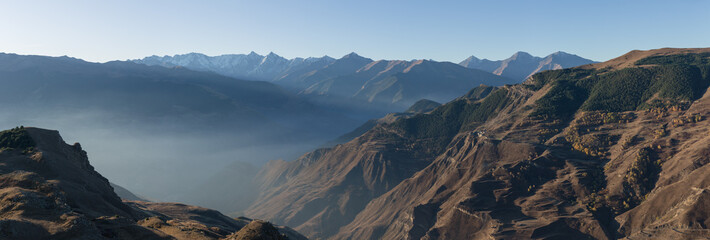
[135,52,337,82]
[247,48,710,239]
[132,51,544,110]
[459,51,596,80]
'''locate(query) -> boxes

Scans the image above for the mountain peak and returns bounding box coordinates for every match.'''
[263,52,284,61]
[459,55,482,67]
[260,52,287,65]
[465,55,480,60]
[510,51,534,60]
[336,52,373,64]
[462,55,480,62]
[342,52,363,58]
[546,51,575,58]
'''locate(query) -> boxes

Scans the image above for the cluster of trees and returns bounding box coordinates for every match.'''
[584,147,663,215]
[577,111,636,126]
[582,68,654,112]
[635,52,710,66]
[506,159,556,196]
[584,64,707,111]
[653,125,668,139]
[623,147,662,208]
[528,55,709,120]
[530,80,588,121]
[566,129,616,157]
[580,165,611,214]
[528,68,594,90]
[671,114,704,127]
[562,112,630,157]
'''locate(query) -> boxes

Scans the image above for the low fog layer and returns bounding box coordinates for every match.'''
[0,108,327,210]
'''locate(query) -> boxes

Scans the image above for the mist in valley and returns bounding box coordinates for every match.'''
[0,106,351,214]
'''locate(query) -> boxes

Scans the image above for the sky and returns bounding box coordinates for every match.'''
[0,0,708,63]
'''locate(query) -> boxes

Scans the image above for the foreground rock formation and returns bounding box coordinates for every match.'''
[247,48,710,239]
[0,127,305,240]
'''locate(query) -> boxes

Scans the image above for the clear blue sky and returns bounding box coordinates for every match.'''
[1,0,708,63]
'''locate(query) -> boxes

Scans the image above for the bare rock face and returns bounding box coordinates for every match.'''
[0,127,306,240]
[0,127,147,239]
[249,48,710,239]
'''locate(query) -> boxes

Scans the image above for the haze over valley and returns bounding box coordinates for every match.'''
[1,50,575,211]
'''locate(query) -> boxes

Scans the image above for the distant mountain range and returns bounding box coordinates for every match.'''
[0,53,356,138]
[459,51,596,80]
[134,52,524,109]
[300,58,516,107]
[136,51,595,86]
[135,51,336,82]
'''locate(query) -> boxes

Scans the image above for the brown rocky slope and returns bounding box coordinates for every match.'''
[0,127,306,240]
[247,48,710,239]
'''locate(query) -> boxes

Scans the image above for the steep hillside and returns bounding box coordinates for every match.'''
[247,86,519,238]
[0,127,306,240]
[249,48,710,239]
[460,51,596,81]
